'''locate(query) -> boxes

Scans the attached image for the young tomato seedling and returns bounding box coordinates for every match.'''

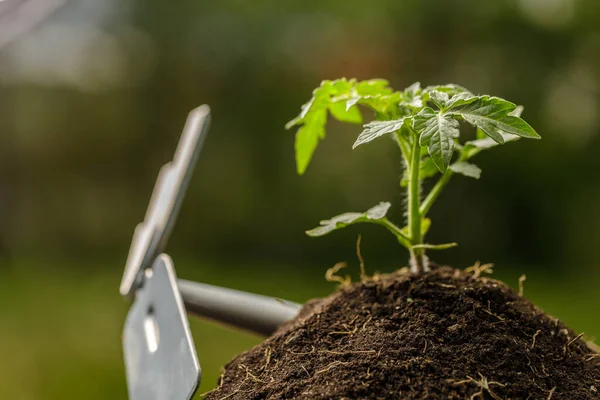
[286,79,540,274]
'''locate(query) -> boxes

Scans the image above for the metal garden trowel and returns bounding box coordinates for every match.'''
[120,105,301,400]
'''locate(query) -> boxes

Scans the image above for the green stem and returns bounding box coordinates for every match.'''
[420,170,454,217]
[378,219,412,249]
[408,137,426,274]
[412,242,458,250]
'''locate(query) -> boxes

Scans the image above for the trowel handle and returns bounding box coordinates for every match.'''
[177,279,302,337]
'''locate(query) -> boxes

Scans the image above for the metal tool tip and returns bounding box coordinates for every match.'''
[189,105,210,118]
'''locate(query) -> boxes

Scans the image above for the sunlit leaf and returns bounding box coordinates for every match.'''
[287,79,401,174]
[329,101,363,124]
[294,109,326,174]
[355,79,393,96]
[359,92,404,116]
[346,97,361,111]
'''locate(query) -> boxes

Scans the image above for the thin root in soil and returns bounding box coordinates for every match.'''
[325,262,351,286]
[518,274,527,296]
[531,330,542,349]
[356,234,367,280]
[454,373,506,400]
[465,261,494,278]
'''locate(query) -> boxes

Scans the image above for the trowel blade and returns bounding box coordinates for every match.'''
[123,254,200,400]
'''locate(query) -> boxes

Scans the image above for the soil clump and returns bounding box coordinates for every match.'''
[206,267,600,399]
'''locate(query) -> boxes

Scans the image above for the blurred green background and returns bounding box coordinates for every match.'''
[1,0,600,398]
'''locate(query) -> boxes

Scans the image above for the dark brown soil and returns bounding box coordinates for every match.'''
[206,267,600,399]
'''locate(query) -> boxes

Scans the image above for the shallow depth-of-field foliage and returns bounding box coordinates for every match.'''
[287,79,540,273]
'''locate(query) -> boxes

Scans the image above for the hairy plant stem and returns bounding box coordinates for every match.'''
[408,137,426,274]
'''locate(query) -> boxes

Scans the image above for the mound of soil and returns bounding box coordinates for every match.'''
[206,267,600,399]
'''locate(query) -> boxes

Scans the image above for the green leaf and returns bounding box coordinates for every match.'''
[429,91,450,110]
[510,105,524,118]
[329,101,363,124]
[355,79,393,96]
[450,96,540,142]
[346,97,361,111]
[401,82,423,108]
[294,109,326,174]
[359,92,403,116]
[491,116,539,138]
[413,107,460,173]
[463,105,528,159]
[421,218,432,235]
[335,79,397,114]
[286,83,331,129]
[353,118,408,149]
[424,84,470,96]
[474,104,525,141]
[404,82,421,95]
[287,82,335,174]
[449,161,481,179]
[446,92,478,109]
[475,127,487,140]
[331,78,356,93]
[287,78,399,174]
[467,133,520,151]
[431,91,479,112]
[420,157,441,180]
[306,202,392,237]
[366,202,391,219]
